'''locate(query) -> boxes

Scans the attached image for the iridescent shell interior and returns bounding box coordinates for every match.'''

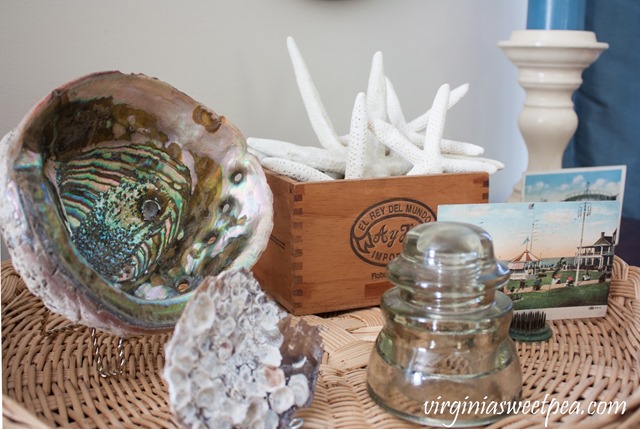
[0,72,273,336]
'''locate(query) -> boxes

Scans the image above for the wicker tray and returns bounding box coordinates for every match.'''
[2,257,640,428]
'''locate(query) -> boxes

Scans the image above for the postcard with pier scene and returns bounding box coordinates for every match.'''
[522,165,626,233]
[437,200,621,319]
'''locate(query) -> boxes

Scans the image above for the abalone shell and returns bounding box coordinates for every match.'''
[0,72,273,336]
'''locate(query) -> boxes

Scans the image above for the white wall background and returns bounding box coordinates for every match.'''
[0,0,528,260]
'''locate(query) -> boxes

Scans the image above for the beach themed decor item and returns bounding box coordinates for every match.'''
[248,37,504,181]
[253,170,490,316]
[252,38,494,317]
[164,268,323,429]
[438,200,620,320]
[367,222,522,426]
[0,71,273,336]
[499,1,607,200]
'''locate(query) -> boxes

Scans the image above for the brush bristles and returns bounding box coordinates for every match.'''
[511,311,547,333]
[509,311,553,342]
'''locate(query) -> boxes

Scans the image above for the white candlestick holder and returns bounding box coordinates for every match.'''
[499,30,608,201]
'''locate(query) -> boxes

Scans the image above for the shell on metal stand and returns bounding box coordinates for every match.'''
[163,268,323,429]
[0,71,273,336]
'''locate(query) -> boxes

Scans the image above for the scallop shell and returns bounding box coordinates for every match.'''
[0,72,273,336]
[163,268,323,429]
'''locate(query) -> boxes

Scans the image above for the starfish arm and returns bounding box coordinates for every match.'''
[404,129,431,146]
[385,77,413,135]
[358,129,389,178]
[440,139,484,156]
[440,157,498,174]
[345,92,368,179]
[442,156,498,174]
[247,137,345,173]
[369,119,424,165]
[286,37,344,153]
[403,133,485,157]
[421,83,450,173]
[366,52,387,122]
[442,154,505,171]
[408,83,469,132]
[385,81,445,149]
[261,157,334,182]
[407,162,443,175]
[373,135,387,160]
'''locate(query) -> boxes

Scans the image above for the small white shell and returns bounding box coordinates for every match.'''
[255,366,286,393]
[262,345,283,368]
[288,374,311,407]
[186,294,216,336]
[269,386,295,414]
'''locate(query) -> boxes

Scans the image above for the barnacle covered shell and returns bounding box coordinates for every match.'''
[163,268,323,429]
[0,72,273,336]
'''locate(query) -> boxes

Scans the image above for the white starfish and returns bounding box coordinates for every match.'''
[247,138,345,174]
[366,52,387,123]
[369,85,502,176]
[286,37,346,155]
[261,157,334,182]
[385,78,483,155]
[410,83,449,175]
[408,83,470,131]
[345,92,368,179]
[247,37,504,182]
[365,51,390,163]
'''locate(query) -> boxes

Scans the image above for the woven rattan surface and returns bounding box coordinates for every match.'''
[2,257,640,428]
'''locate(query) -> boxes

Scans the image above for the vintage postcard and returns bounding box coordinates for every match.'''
[437,200,621,319]
[522,165,626,232]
